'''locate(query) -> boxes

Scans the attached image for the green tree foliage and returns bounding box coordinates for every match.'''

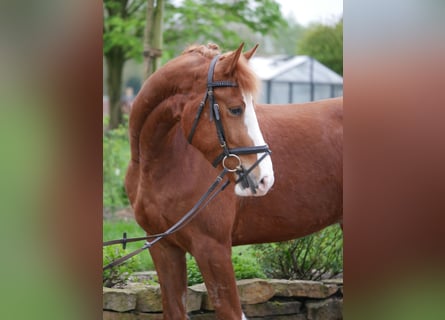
[103,0,146,61]
[104,0,285,128]
[297,19,343,75]
[268,13,306,55]
[163,0,285,60]
[104,0,146,130]
[237,13,306,56]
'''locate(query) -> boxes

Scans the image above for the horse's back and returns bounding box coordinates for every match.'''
[232,97,343,245]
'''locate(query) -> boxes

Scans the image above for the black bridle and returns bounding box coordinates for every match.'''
[103,55,272,271]
[188,54,271,193]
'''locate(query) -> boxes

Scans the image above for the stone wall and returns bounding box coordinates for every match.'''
[103,278,343,320]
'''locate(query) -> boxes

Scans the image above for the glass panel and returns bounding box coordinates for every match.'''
[291,84,311,103]
[314,84,331,100]
[333,85,343,97]
[270,82,289,104]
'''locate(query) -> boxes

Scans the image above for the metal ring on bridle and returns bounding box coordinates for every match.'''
[222,154,241,172]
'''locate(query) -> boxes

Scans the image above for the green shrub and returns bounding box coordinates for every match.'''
[186,248,265,286]
[186,255,203,286]
[103,121,130,211]
[103,246,141,288]
[253,224,343,281]
[232,253,266,280]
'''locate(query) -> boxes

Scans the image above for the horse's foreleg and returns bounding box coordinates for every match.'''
[193,241,244,320]
[149,241,188,320]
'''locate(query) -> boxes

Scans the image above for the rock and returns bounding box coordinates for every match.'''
[102,278,343,319]
[131,285,163,313]
[103,288,137,312]
[322,279,343,286]
[237,279,275,305]
[260,315,307,320]
[270,280,339,299]
[306,297,343,320]
[123,283,201,312]
[187,287,203,312]
[130,271,158,283]
[243,300,302,317]
[190,279,276,309]
[189,311,216,320]
[103,311,164,320]
[189,283,213,310]
[103,311,131,320]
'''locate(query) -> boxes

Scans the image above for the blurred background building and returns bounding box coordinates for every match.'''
[250,55,343,104]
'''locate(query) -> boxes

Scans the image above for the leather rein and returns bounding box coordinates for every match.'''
[103,55,271,271]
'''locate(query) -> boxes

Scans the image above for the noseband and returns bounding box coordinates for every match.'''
[187,55,271,193]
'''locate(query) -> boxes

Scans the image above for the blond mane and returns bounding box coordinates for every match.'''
[182,43,221,57]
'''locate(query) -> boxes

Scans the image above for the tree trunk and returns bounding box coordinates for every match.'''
[143,0,164,79]
[105,48,125,130]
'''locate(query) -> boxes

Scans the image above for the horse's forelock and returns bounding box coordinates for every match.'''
[233,56,260,98]
[181,43,259,98]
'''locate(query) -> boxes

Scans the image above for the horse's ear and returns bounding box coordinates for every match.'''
[220,42,244,75]
[244,44,259,60]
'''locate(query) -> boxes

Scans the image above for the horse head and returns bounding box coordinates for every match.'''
[129,43,274,197]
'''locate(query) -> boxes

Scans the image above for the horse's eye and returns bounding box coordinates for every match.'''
[228,107,243,116]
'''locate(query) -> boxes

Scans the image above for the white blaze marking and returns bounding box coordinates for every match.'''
[234,93,274,196]
[242,312,248,319]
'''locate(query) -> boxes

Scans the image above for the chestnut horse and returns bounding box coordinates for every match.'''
[125,43,342,320]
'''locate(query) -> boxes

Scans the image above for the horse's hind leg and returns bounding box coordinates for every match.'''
[192,240,244,319]
[149,241,188,320]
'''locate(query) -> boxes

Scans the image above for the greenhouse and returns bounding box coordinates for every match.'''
[249,55,343,104]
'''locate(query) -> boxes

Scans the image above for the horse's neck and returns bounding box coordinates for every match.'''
[129,56,205,163]
[138,120,227,221]
[138,100,213,182]
[128,70,178,163]
[138,102,184,168]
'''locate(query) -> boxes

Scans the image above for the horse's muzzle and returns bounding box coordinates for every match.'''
[234,167,274,197]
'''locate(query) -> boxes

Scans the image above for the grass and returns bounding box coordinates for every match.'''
[103,216,342,286]
[103,217,262,278]
[103,218,155,271]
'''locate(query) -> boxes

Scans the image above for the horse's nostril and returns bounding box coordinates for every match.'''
[257,175,274,192]
[259,176,268,187]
